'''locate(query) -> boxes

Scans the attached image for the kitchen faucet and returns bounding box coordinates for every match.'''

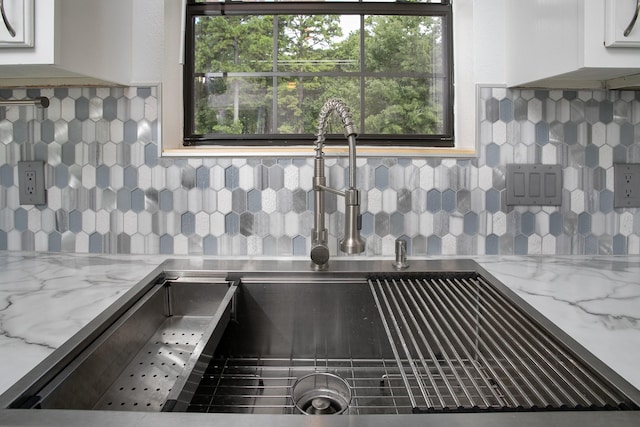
[310,98,365,270]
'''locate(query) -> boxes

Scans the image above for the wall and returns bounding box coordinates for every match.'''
[1,86,639,256]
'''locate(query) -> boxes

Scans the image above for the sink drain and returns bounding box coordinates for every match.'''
[292,373,351,415]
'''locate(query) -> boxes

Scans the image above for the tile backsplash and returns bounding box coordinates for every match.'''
[0,86,639,256]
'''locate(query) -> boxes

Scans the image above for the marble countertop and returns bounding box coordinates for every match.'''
[1,252,639,398]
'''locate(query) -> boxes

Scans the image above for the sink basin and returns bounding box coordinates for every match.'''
[1,259,639,426]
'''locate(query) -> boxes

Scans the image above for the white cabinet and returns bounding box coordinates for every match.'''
[506,0,640,89]
[0,0,162,87]
[0,0,34,47]
[605,0,640,47]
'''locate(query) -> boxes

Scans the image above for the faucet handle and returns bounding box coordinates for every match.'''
[310,242,330,270]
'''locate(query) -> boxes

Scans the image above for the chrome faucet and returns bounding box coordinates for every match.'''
[310,99,365,270]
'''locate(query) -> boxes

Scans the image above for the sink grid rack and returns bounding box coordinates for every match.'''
[186,272,636,414]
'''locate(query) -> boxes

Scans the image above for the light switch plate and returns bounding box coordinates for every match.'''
[506,164,562,206]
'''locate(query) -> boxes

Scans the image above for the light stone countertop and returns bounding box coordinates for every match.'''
[0,252,639,396]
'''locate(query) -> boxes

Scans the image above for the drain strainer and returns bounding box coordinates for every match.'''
[292,373,351,415]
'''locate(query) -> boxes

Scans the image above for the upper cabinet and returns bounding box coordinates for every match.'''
[506,0,640,89]
[0,0,162,87]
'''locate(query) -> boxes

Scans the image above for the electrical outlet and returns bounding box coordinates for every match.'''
[614,163,640,208]
[18,161,46,205]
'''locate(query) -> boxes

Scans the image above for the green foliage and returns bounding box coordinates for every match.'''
[192,11,444,138]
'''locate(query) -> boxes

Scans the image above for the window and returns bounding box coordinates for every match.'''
[183,0,453,148]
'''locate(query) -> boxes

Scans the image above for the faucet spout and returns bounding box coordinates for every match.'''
[310,99,365,270]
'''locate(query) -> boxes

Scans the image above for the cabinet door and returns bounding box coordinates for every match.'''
[0,0,34,47]
[605,0,640,47]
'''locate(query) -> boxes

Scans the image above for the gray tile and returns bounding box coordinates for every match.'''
[375,212,390,236]
[269,165,284,190]
[124,120,138,144]
[463,212,478,235]
[514,98,528,121]
[203,235,218,255]
[247,189,262,213]
[124,166,138,189]
[427,235,441,255]
[578,212,591,235]
[159,189,173,212]
[486,188,501,213]
[485,143,500,168]
[75,97,90,121]
[361,212,374,236]
[426,189,441,213]
[570,99,585,122]
[549,212,563,236]
[117,233,131,253]
[585,144,599,168]
[397,188,412,214]
[390,212,404,237]
[585,99,599,124]
[159,234,173,254]
[442,189,456,212]
[535,122,549,145]
[144,143,158,167]
[0,164,13,186]
[521,212,536,236]
[196,166,209,189]
[225,166,239,189]
[599,190,614,214]
[225,212,239,235]
[514,235,528,255]
[14,208,28,231]
[563,122,578,145]
[181,212,195,235]
[89,232,103,253]
[117,189,131,211]
[612,234,626,255]
[2,230,10,250]
[620,122,634,146]
[13,120,27,143]
[613,145,628,163]
[69,210,83,233]
[41,120,55,143]
[181,166,196,190]
[131,188,145,213]
[48,232,62,252]
[456,190,471,213]
[68,119,82,143]
[137,87,152,98]
[485,234,499,255]
[374,166,389,189]
[103,96,118,121]
[292,235,306,256]
[599,100,614,124]
[585,235,599,254]
[240,212,253,236]
[292,189,307,213]
[232,188,247,213]
[96,165,110,189]
[486,98,499,123]
[500,98,513,123]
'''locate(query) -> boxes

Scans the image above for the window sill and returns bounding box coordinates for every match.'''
[160,145,477,158]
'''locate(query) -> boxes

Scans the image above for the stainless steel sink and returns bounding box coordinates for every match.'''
[1,258,639,427]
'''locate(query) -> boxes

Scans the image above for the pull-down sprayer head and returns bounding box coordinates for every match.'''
[310,99,365,270]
